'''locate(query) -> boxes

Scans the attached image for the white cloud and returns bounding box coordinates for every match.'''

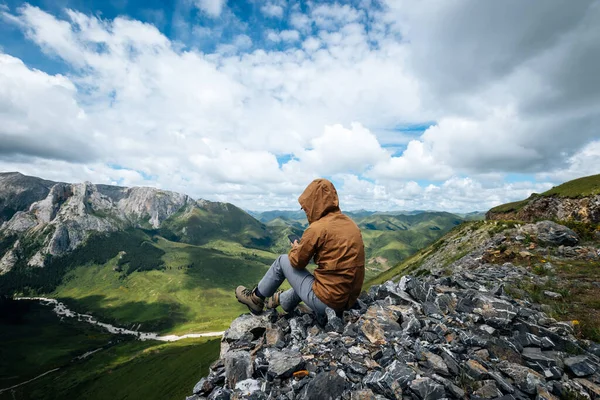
[311,4,362,30]
[265,29,299,43]
[261,3,284,19]
[0,2,599,212]
[289,12,310,31]
[194,0,227,17]
[285,123,388,176]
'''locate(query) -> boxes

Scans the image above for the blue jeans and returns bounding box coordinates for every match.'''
[257,255,328,316]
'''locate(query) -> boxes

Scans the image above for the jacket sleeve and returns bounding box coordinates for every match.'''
[288,225,319,269]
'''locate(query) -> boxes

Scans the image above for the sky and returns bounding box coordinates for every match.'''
[0,0,599,212]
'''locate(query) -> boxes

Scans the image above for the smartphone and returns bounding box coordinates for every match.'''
[287,234,301,244]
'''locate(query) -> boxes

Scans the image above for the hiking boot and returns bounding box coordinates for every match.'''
[265,290,283,310]
[235,286,264,315]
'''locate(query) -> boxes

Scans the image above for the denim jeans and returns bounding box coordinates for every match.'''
[257,254,328,316]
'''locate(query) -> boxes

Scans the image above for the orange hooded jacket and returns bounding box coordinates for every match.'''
[288,179,365,311]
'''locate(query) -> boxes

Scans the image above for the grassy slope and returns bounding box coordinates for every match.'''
[359,212,463,279]
[0,301,113,389]
[53,237,275,334]
[489,173,600,213]
[1,334,219,400]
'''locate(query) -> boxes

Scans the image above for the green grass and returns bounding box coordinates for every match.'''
[1,334,219,400]
[52,237,274,334]
[0,300,113,389]
[488,198,532,213]
[542,173,600,198]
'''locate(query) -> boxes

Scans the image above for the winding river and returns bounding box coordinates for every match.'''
[16,297,224,341]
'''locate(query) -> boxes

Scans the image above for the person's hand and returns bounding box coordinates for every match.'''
[291,239,299,249]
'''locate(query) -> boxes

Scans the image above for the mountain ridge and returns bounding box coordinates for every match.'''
[0,172,265,273]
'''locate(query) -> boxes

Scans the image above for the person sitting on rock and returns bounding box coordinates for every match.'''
[235,178,365,317]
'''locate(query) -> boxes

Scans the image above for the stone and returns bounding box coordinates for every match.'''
[223,314,270,342]
[536,385,558,400]
[402,277,436,303]
[289,318,306,341]
[300,371,346,400]
[472,380,503,399]
[465,359,489,380]
[564,355,597,377]
[207,387,232,400]
[265,324,284,346]
[325,307,344,333]
[498,361,545,395]
[521,348,559,373]
[223,351,252,390]
[488,371,515,394]
[543,291,562,299]
[574,378,600,397]
[350,389,379,400]
[193,377,214,395]
[268,349,304,378]
[472,294,517,327]
[364,360,412,398]
[430,374,465,399]
[422,350,449,375]
[234,379,261,395]
[359,304,402,344]
[404,316,422,335]
[409,377,446,400]
[534,221,579,246]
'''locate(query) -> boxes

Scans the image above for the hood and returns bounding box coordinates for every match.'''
[298,179,340,224]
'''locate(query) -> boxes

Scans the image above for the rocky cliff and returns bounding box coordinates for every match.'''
[486,174,600,224]
[188,221,600,400]
[486,194,600,225]
[0,172,193,273]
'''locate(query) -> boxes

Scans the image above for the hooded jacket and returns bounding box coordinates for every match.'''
[288,179,365,311]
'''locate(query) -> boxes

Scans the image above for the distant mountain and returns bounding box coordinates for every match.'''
[486,173,600,223]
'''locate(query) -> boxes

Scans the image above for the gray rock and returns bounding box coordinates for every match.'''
[223,314,270,342]
[465,359,489,380]
[472,380,503,399]
[193,377,214,395]
[409,377,445,400]
[543,291,562,299]
[498,361,545,394]
[325,307,344,333]
[534,221,579,246]
[207,387,231,400]
[234,379,261,395]
[422,351,449,376]
[223,351,252,388]
[359,304,402,344]
[267,349,304,378]
[564,355,597,377]
[301,371,346,400]
[363,360,409,398]
[488,370,515,394]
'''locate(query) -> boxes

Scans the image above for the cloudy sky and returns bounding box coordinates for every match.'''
[0,0,599,212]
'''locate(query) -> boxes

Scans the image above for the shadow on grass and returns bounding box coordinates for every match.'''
[177,246,272,291]
[56,294,190,333]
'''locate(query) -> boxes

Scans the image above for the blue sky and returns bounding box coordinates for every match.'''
[0,0,599,211]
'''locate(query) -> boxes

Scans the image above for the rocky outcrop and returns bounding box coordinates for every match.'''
[189,222,600,400]
[0,172,55,223]
[486,194,600,224]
